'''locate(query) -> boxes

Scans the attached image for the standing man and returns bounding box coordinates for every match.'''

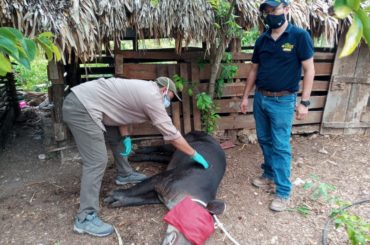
[240,0,315,211]
[62,76,209,237]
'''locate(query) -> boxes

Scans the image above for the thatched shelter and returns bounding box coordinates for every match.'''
[2,0,368,141]
[0,0,338,62]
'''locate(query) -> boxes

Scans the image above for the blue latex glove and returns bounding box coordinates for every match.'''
[191,151,209,169]
[120,136,132,157]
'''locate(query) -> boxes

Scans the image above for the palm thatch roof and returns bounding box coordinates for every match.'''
[0,0,338,62]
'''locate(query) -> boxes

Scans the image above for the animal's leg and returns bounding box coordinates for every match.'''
[129,154,171,164]
[105,171,173,206]
[105,190,161,208]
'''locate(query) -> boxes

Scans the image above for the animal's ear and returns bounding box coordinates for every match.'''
[206,200,226,215]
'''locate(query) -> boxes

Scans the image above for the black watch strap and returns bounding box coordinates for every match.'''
[300,100,311,107]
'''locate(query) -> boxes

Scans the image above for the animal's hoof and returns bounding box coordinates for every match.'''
[110,200,124,208]
[104,196,115,204]
[104,196,124,208]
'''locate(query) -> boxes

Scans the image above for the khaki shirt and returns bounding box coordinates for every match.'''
[71,77,181,141]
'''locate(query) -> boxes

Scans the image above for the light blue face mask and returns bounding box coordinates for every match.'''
[163,80,171,108]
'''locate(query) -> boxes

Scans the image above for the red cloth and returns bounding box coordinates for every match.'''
[163,196,215,245]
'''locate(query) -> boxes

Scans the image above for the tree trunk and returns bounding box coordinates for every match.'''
[208,41,227,98]
[207,0,237,98]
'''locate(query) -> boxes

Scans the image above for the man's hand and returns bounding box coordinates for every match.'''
[295,104,308,120]
[240,97,249,114]
[120,136,132,157]
[191,151,209,169]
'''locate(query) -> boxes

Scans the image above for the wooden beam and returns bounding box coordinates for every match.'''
[115,50,205,61]
[130,122,160,136]
[197,80,329,97]
[217,111,323,130]
[313,62,333,76]
[322,121,370,128]
[314,52,335,61]
[215,95,326,113]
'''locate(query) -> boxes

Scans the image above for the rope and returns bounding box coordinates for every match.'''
[213,214,241,245]
[322,198,370,245]
[191,198,241,245]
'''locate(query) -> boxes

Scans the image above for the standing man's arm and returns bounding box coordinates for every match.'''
[240,63,259,114]
[295,57,315,120]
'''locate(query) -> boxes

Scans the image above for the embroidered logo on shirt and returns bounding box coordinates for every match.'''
[281,43,294,52]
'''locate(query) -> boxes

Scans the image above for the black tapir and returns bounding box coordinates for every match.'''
[104,131,227,244]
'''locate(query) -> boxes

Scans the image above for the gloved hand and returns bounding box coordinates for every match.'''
[191,151,209,169]
[120,136,132,157]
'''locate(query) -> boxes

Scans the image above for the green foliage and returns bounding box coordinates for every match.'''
[197,58,207,70]
[215,52,238,98]
[302,176,337,202]
[310,182,336,201]
[172,74,219,133]
[208,0,243,40]
[34,32,61,61]
[14,54,49,92]
[0,27,61,76]
[331,207,370,245]
[172,74,187,92]
[149,0,159,7]
[241,28,260,47]
[333,0,370,57]
[301,175,370,244]
[196,92,220,133]
[289,203,311,217]
[340,14,363,58]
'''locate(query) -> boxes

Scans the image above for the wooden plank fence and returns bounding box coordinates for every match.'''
[113,50,334,136]
[0,74,19,148]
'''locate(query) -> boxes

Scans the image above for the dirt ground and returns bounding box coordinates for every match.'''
[0,110,369,245]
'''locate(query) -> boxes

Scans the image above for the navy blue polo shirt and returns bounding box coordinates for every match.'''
[252,23,314,92]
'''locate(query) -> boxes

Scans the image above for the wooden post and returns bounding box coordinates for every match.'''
[180,63,192,134]
[48,61,67,141]
[65,51,80,87]
[226,35,242,141]
[190,62,201,131]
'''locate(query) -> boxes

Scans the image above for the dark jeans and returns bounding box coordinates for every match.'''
[253,91,296,199]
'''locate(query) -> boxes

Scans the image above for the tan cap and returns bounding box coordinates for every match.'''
[155,76,182,101]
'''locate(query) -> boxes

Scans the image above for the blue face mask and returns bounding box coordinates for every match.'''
[162,81,171,108]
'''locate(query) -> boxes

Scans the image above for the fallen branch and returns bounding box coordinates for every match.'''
[29,192,36,204]
[47,145,76,153]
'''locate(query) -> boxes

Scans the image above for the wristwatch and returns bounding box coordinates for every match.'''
[300,100,311,107]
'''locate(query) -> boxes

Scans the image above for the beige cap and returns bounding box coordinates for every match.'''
[155,76,182,101]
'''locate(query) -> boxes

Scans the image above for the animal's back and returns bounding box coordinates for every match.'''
[155,131,226,208]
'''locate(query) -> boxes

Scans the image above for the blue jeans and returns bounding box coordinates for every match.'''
[253,91,296,199]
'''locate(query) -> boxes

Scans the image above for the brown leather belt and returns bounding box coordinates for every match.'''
[257,88,293,97]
